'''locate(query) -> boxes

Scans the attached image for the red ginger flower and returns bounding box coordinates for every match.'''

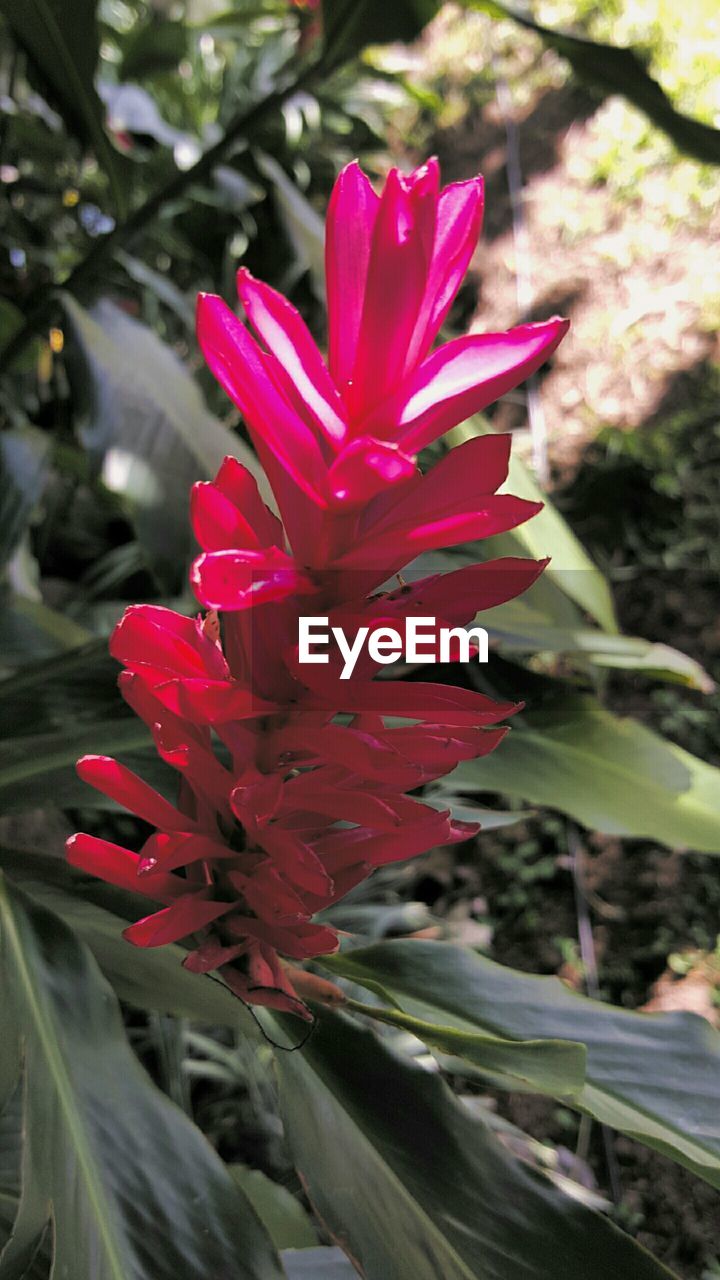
[68,160,567,1020]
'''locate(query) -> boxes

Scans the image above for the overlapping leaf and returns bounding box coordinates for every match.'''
[62,297,266,589]
[6,877,260,1035]
[322,940,720,1187]
[276,1008,673,1279]
[0,876,282,1280]
[436,690,720,851]
[0,0,125,213]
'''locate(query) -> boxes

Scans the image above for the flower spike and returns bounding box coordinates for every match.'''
[70,159,567,1018]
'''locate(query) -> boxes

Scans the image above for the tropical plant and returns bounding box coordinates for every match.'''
[0,2,718,1277]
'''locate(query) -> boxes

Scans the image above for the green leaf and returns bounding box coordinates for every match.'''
[115,251,195,329]
[424,791,532,830]
[481,598,713,690]
[0,875,283,1280]
[229,1166,319,1250]
[322,940,720,1189]
[62,296,264,589]
[0,302,42,374]
[342,996,586,1097]
[465,0,720,167]
[0,428,50,572]
[0,720,152,814]
[0,640,124,737]
[282,1249,355,1278]
[0,594,92,667]
[276,1008,673,1279]
[0,0,126,215]
[255,153,325,302]
[322,0,438,66]
[437,689,720,851]
[11,879,257,1031]
[119,18,187,80]
[0,1085,50,1277]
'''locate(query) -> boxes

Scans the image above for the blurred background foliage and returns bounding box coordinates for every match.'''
[1,0,720,1276]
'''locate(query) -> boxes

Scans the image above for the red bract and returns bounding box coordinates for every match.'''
[69,160,567,1019]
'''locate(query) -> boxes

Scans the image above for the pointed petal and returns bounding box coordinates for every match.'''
[269,722,421,787]
[230,772,284,826]
[138,831,237,874]
[191,546,316,611]
[381,556,548,625]
[213,455,284,546]
[314,805,451,866]
[382,724,508,777]
[280,779,405,830]
[326,160,379,390]
[183,938,248,973]
[179,678,275,724]
[76,756,196,830]
[252,441,324,565]
[407,175,485,366]
[226,915,338,960]
[366,434,512,537]
[220,960,313,1020]
[327,436,417,508]
[253,826,332,896]
[349,162,438,420]
[196,293,327,504]
[66,833,184,901]
[137,673,275,725]
[290,663,520,725]
[229,865,308,925]
[123,894,235,947]
[191,481,264,552]
[244,943,317,1016]
[110,604,227,679]
[335,494,543,570]
[364,318,569,451]
[237,268,347,447]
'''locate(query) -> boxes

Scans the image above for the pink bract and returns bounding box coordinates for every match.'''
[69,159,567,1019]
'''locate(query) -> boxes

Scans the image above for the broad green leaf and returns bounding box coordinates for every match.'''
[424,792,531,830]
[115,251,195,329]
[62,296,263,589]
[0,301,42,373]
[322,940,720,1189]
[465,0,720,167]
[282,1249,356,1278]
[322,0,438,66]
[481,597,713,690]
[342,994,586,1096]
[276,1008,673,1279]
[230,1167,319,1250]
[12,879,256,1031]
[119,18,187,79]
[452,419,618,632]
[0,720,152,814]
[0,876,283,1280]
[0,0,125,214]
[325,901,437,942]
[436,690,720,851]
[0,429,49,571]
[0,640,121,737]
[0,1085,49,1278]
[0,594,92,667]
[255,153,325,302]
